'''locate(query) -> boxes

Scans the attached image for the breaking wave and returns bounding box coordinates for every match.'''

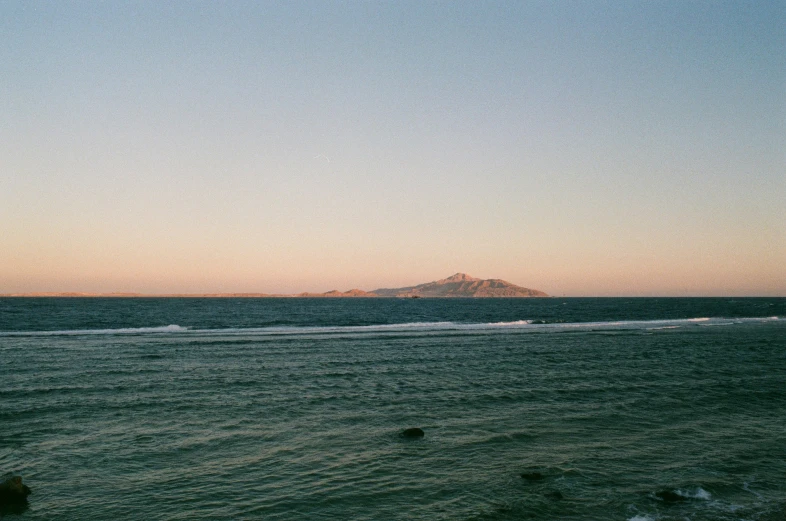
[0,324,188,336]
[0,317,779,337]
[676,487,712,500]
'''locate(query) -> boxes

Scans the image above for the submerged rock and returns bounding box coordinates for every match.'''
[655,489,686,503]
[520,471,545,481]
[401,427,425,438]
[0,476,31,507]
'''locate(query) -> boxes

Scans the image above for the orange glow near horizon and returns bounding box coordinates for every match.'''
[1,3,784,297]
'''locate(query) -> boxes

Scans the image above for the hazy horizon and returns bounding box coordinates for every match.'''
[1,270,784,298]
[2,1,784,297]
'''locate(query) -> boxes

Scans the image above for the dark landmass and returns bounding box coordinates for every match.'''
[1,273,548,298]
[373,273,548,298]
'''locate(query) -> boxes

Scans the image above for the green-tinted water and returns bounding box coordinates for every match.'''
[1,298,784,520]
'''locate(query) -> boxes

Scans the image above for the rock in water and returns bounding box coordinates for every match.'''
[655,490,686,503]
[0,476,31,506]
[520,472,545,481]
[401,427,425,438]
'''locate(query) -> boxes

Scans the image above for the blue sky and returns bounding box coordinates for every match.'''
[1,1,784,295]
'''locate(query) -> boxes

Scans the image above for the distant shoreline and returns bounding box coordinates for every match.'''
[0,293,364,298]
[2,294,781,299]
[0,293,547,298]
[0,273,550,298]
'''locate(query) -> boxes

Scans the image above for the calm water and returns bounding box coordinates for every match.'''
[1,298,784,520]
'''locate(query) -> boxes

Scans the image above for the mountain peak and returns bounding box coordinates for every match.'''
[441,273,479,283]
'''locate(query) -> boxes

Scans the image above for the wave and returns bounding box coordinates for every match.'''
[489,320,534,326]
[0,324,188,337]
[675,487,712,500]
[0,317,780,337]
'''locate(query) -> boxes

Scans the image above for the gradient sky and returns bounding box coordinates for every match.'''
[1,1,784,296]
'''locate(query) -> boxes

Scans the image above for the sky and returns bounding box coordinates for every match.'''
[1,1,784,296]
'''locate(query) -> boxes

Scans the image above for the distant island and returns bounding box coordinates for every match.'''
[372,273,547,298]
[1,273,548,298]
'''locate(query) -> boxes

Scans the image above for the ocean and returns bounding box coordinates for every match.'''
[1,297,784,520]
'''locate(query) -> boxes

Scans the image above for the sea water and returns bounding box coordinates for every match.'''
[1,297,784,520]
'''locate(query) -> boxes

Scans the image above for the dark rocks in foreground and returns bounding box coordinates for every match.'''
[0,476,31,512]
[401,427,425,438]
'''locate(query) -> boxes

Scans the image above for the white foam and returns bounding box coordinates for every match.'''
[676,487,711,500]
[0,324,188,336]
[743,481,764,499]
[356,321,453,330]
[1,316,780,337]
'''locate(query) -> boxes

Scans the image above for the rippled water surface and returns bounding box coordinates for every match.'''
[1,298,785,520]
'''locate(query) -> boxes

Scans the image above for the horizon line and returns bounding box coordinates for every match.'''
[1,293,782,299]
